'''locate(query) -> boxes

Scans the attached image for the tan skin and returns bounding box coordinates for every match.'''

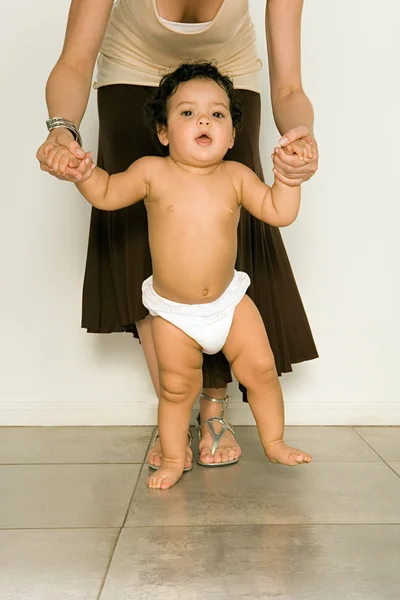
[75,78,311,489]
[36,0,319,467]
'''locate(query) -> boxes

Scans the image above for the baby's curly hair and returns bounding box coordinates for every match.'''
[145,61,243,136]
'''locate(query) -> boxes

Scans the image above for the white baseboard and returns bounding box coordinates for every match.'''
[0,400,399,426]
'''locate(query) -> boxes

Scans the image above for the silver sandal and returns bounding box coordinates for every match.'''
[196,392,240,467]
[148,428,194,472]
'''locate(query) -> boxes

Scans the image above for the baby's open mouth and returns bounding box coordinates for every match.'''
[195,133,212,145]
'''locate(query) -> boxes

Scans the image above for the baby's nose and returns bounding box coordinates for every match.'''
[198,115,210,126]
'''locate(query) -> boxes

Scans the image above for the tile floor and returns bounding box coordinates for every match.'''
[1,426,400,599]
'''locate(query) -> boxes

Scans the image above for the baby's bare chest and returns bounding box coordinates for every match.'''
[146,175,240,224]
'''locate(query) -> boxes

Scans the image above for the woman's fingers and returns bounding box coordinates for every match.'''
[272,146,317,183]
[68,156,81,168]
[279,125,310,148]
[39,150,87,182]
[273,147,305,172]
[58,151,73,175]
[52,147,70,173]
[273,168,303,187]
[273,157,314,181]
[40,161,76,182]
[37,129,86,180]
[44,144,83,175]
[43,143,55,157]
[45,146,59,170]
[66,138,86,160]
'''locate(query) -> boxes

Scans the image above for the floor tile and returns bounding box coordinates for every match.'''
[0,529,117,600]
[0,426,153,464]
[100,525,400,600]
[231,426,380,462]
[126,461,400,527]
[0,464,141,528]
[354,427,400,461]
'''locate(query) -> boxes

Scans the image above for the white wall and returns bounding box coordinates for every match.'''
[1,0,399,425]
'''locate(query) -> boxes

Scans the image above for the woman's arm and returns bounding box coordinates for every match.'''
[265,0,314,137]
[46,0,114,127]
[264,0,319,186]
[37,0,114,181]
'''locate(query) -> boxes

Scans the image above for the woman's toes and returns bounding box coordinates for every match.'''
[228,448,236,462]
[200,449,214,463]
[148,452,162,467]
[184,450,193,469]
[221,450,230,463]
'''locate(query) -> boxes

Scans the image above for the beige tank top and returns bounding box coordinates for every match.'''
[94,0,262,93]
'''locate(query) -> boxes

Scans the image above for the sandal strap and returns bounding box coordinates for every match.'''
[200,392,229,419]
[196,413,235,457]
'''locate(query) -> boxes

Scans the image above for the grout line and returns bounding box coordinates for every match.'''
[95,427,156,600]
[0,527,120,531]
[0,462,146,466]
[351,427,400,478]
[120,522,400,528]
[2,523,400,533]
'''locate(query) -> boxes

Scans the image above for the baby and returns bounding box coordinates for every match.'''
[76,62,312,490]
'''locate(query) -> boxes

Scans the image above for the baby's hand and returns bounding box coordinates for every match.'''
[280,136,314,162]
[74,152,96,182]
[271,125,319,187]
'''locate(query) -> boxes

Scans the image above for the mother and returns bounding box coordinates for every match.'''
[37,0,319,470]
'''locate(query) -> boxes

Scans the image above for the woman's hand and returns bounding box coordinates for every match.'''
[271,125,319,187]
[36,128,94,183]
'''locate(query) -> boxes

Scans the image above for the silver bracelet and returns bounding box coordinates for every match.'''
[46,117,83,148]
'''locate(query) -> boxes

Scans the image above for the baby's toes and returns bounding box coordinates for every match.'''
[294,450,312,464]
[160,477,174,490]
[146,473,157,488]
[147,474,163,489]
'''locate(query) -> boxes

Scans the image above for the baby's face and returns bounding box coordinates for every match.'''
[158,78,235,167]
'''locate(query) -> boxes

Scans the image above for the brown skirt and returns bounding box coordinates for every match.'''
[82,84,318,394]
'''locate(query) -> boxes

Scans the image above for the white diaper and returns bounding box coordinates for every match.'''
[142,270,251,354]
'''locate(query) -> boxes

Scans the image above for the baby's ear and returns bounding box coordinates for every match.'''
[157,125,169,146]
[228,128,236,149]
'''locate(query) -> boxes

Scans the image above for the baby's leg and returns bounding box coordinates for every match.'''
[148,316,203,490]
[223,296,311,465]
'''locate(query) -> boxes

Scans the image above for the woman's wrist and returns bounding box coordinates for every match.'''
[47,127,74,141]
[46,117,82,147]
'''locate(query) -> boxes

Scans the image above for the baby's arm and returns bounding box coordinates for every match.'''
[76,156,155,211]
[233,162,301,227]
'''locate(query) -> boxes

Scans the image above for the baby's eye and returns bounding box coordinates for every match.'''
[182,110,193,116]
[213,112,224,118]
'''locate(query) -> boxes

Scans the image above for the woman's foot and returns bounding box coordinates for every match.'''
[198,391,241,465]
[147,463,185,490]
[198,422,242,465]
[264,440,312,465]
[147,435,193,470]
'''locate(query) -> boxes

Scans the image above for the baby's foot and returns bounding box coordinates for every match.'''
[147,464,185,490]
[147,435,192,470]
[265,440,312,466]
